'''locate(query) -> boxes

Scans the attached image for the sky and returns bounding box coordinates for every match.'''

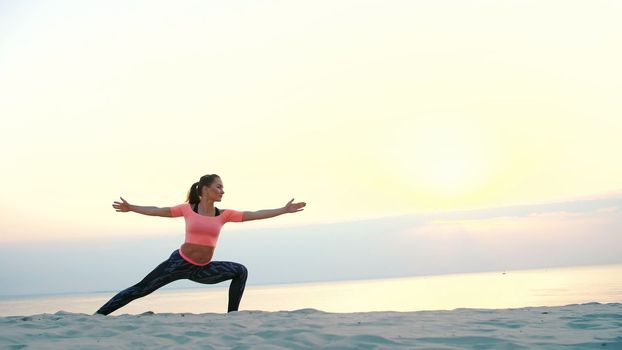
[1,195,621,296]
[1,1,621,295]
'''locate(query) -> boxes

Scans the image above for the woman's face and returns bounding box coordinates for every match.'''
[202,177,225,201]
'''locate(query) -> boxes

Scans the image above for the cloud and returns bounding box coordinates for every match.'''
[1,194,621,296]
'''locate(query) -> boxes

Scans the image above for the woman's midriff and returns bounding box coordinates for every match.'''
[180,242,215,266]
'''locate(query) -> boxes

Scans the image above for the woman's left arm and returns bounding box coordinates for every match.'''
[242,198,306,222]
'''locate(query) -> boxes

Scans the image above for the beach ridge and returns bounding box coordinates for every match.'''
[1,302,621,349]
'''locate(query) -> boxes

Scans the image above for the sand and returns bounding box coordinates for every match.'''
[1,303,621,349]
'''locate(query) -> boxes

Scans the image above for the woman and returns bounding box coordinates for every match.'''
[95,174,306,315]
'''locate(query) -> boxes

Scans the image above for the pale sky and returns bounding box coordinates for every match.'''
[1,0,622,243]
[1,195,621,296]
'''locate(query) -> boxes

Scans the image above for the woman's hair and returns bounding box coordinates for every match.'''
[187,174,220,204]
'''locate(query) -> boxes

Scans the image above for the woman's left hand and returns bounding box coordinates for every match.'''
[285,198,306,213]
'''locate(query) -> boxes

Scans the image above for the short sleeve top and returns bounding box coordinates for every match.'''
[170,203,244,247]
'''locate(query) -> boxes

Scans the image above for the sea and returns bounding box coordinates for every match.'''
[1,263,621,317]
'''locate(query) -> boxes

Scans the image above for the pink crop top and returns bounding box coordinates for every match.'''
[170,203,244,247]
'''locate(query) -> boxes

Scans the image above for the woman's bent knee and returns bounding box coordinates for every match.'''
[238,264,248,279]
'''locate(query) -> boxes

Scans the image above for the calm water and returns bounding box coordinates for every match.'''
[1,263,621,316]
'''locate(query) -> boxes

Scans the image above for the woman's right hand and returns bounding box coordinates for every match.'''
[112,197,131,212]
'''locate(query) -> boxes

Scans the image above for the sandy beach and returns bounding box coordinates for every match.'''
[1,302,620,349]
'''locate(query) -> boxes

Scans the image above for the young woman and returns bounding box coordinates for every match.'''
[95,174,306,315]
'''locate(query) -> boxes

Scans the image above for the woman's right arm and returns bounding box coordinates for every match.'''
[112,197,173,217]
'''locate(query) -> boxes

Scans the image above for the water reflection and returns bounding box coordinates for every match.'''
[1,264,620,316]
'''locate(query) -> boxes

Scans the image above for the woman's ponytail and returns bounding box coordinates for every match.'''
[187,182,201,204]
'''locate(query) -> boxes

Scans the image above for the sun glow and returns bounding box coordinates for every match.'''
[387,117,492,201]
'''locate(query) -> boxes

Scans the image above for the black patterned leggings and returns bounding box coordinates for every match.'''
[95,250,247,315]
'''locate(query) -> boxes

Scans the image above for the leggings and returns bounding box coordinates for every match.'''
[95,250,247,315]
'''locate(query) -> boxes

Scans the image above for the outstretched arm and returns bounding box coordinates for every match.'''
[112,197,173,217]
[242,198,306,222]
